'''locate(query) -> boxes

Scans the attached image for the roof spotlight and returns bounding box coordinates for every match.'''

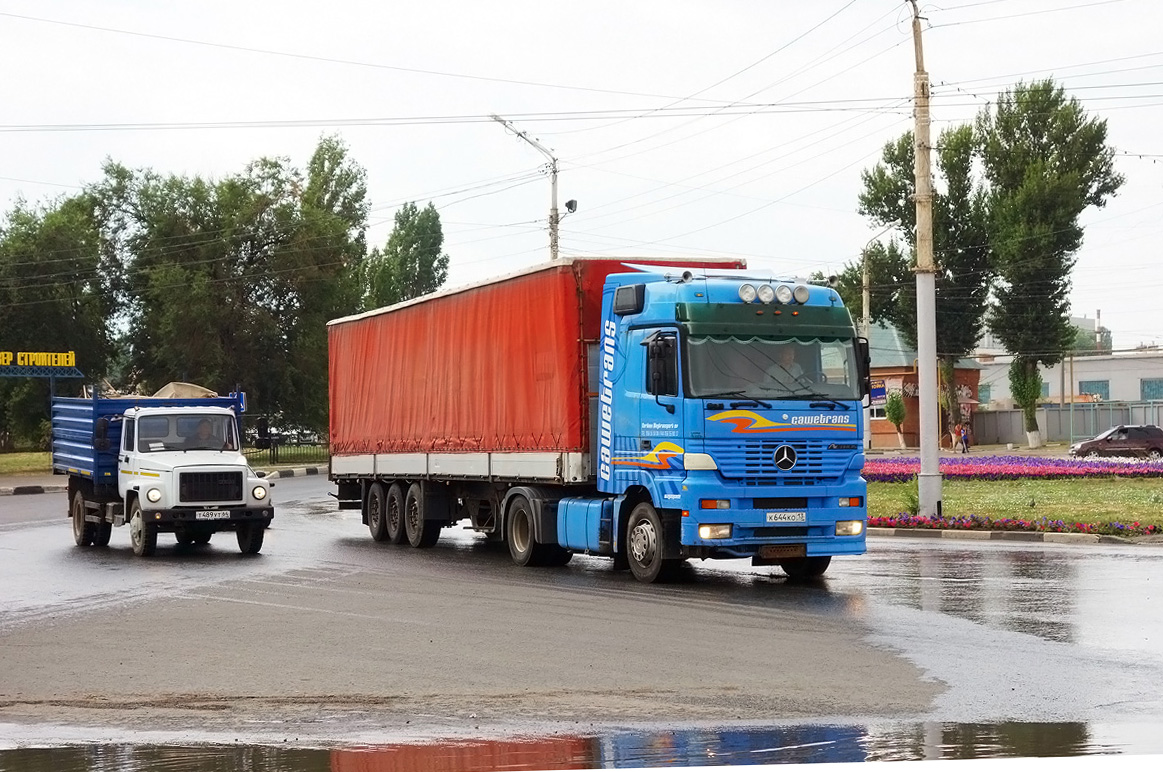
[757,284,775,304]
[738,284,758,303]
[775,284,794,304]
[793,285,811,304]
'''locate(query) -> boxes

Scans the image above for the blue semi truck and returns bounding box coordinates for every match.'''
[51,391,274,556]
[328,258,869,582]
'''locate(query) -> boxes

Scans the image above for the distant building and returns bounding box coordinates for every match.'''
[976,351,1163,408]
[867,322,980,449]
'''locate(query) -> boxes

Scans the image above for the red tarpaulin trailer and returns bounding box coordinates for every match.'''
[328,257,744,458]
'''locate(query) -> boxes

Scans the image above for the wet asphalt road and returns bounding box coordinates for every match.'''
[1,477,1161,749]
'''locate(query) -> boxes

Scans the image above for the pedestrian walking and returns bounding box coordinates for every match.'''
[959,422,970,454]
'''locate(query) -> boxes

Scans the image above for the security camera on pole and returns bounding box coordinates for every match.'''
[907,0,942,517]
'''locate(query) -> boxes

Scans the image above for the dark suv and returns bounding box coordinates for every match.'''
[1070,424,1163,459]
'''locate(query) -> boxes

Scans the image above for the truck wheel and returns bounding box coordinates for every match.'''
[71,490,95,547]
[626,503,677,583]
[129,501,157,557]
[385,483,406,544]
[237,523,265,554]
[506,495,541,567]
[779,556,831,580]
[194,533,212,545]
[93,521,113,547]
[404,483,440,548]
[367,482,388,542]
[175,530,194,546]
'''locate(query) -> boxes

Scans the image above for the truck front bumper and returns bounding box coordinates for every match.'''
[138,506,274,532]
[677,473,866,560]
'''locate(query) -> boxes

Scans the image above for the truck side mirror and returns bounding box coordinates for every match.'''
[856,337,871,397]
[93,417,110,451]
[646,337,677,414]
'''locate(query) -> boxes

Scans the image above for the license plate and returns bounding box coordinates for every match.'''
[759,544,807,559]
[195,510,231,520]
[766,511,806,523]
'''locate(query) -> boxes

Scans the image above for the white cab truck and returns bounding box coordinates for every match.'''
[51,392,274,556]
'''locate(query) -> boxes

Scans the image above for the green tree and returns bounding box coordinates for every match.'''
[855,124,993,435]
[0,195,113,445]
[978,79,1123,444]
[362,202,449,310]
[88,136,368,432]
[885,390,907,449]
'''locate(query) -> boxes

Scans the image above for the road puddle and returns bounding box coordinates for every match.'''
[0,721,1139,769]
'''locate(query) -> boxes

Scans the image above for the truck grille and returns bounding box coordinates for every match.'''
[179,471,243,503]
[704,439,848,485]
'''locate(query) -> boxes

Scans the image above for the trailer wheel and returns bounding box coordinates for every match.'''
[779,556,831,580]
[404,483,440,548]
[71,490,96,547]
[237,523,265,555]
[129,501,157,557]
[506,495,540,566]
[385,483,407,544]
[626,502,678,583]
[367,482,388,542]
[93,521,113,547]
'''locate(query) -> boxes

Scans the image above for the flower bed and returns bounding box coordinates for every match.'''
[864,455,1163,483]
[869,513,1161,537]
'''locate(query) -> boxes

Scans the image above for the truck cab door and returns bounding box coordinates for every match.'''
[618,329,685,482]
[118,416,137,499]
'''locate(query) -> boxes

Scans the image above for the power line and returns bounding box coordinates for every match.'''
[0,11,733,103]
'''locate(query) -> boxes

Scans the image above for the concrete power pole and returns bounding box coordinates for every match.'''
[491,115,560,261]
[908,0,943,517]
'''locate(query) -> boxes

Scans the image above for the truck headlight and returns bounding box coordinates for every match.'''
[698,524,732,539]
[146,488,162,503]
[252,486,267,500]
[836,520,864,536]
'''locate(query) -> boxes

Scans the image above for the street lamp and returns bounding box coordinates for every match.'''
[861,219,900,450]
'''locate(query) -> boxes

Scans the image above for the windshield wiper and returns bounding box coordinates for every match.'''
[786,390,849,410]
[699,391,772,409]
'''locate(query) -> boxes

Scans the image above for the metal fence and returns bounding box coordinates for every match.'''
[242,442,329,467]
[973,402,1163,445]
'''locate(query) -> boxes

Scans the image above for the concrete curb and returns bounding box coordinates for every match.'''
[0,484,68,497]
[258,465,328,480]
[0,466,328,495]
[869,526,1134,545]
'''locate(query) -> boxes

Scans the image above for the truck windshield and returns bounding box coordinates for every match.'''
[136,414,239,452]
[685,335,861,401]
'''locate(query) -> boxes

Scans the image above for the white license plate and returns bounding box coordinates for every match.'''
[195,510,231,520]
[766,511,806,523]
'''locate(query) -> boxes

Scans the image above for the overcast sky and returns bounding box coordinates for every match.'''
[2,0,1161,349]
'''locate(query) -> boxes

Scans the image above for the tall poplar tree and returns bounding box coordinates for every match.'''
[977,79,1123,445]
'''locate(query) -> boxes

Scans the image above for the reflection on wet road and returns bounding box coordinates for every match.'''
[0,720,1152,769]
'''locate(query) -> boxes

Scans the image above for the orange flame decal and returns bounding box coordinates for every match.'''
[613,441,685,470]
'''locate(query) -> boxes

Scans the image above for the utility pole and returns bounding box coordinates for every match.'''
[491,115,560,260]
[908,0,942,517]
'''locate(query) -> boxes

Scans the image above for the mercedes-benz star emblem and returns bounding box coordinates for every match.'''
[773,444,798,471]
